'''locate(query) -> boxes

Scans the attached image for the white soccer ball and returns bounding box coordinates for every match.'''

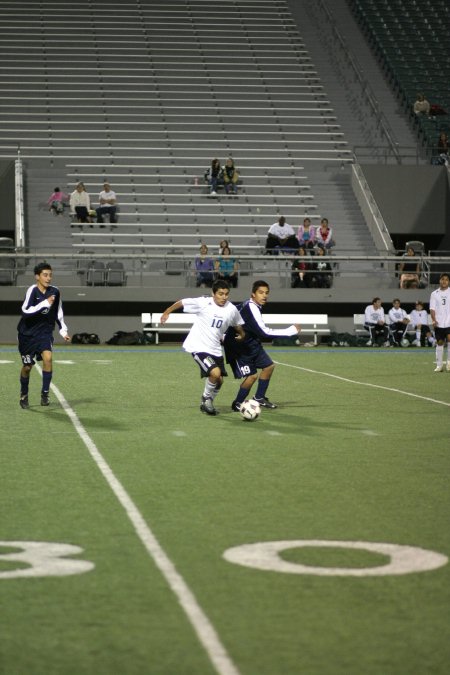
[401,338,410,348]
[240,399,261,421]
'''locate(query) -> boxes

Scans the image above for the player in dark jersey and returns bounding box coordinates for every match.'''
[223,280,300,410]
[17,262,71,408]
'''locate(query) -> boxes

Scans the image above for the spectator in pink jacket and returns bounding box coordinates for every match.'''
[47,187,69,216]
[296,217,316,252]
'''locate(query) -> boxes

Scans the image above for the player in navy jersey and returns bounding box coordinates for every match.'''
[17,262,71,408]
[224,280,301,411]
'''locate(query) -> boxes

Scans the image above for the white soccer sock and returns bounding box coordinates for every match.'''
[203,378,218,400]
[415,330,421,341]
[435,344,444,366]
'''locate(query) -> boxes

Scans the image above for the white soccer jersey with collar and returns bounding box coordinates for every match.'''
[181,296,243,356]
[410,309,429,327]
[430,287,450,327]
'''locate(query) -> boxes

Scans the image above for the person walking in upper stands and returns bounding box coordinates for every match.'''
[413,93,430,116]
[204,158,223,198]
[296,217,316,253]
[96,182,118,226]
[364,297,390,347]
[223,157,239,196]
[69,182,91,224]
[47,187,69,216]
[265,216,299,254]
[315,218,335,251]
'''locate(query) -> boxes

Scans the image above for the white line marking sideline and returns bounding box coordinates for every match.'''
[40,371,241,675]
[273,361,450,408]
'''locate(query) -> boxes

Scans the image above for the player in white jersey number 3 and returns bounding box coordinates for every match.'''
[429,273,450,372]
[161,279,245,415]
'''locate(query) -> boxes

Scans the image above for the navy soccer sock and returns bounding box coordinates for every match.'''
[42,370,52,394]
[20,375,29,396]
[236,386,251,404]
[255,379,270,400]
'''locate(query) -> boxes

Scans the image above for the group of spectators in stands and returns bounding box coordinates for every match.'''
[195,240,238,288]
[204,157,240,197]
[48,182,118,226]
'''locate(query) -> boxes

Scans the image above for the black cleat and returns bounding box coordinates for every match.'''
[40,393,50,407]
[200,396,218,416]
[254,396,277,409]
[231,400,242,412]
[19,395,29,410]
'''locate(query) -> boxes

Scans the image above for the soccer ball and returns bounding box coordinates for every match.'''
[401,338,410,348]
[240,399,261,421]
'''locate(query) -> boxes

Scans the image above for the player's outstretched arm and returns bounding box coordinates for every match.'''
[161,300,183,324]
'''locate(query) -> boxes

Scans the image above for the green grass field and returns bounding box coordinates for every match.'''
[1,344,450,675]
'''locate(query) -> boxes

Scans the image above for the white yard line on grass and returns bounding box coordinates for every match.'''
[41,372,241,675]
[273,361,450,408]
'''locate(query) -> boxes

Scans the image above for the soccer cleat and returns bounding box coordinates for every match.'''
[254,396,277,409]
[231,400,242,412]
[40,393,50,406]
[200,396,218,416]
[366,340,372,347]
[19,395,29,410]
[383,341,391,348]
[434,365,444,372]
[446,363,450,372]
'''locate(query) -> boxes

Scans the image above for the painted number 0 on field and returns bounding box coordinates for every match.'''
[223,540,448,576]
[0,541,94,579]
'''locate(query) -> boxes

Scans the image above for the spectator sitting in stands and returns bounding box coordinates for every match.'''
[195,244,214,288]
[96,182,118,227]
[265,216,299,255]
[388,298,410,346]
[47,187,69,216]
[413,93,430,116]
[399,247,420,289]
[70,182,92,225]
[315,218,335,252]
[218,239,229,254]
[291,247,313,288]
[204,158,223,198]
[223,157,239,196]
[314,247,333,288]
[296,217,316,253]
[214,246,238,287]
[364,297,390,347]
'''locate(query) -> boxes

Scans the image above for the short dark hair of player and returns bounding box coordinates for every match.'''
[212,279,230,293]
[372,296,381,304]
[252,280,270,293]
[34,262,52,275]
[439,273,450,281]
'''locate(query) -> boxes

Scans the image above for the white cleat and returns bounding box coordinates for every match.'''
[434,365,444,372]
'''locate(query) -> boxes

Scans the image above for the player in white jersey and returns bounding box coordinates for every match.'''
[429,273,450,371]
[161,280,245,415]
[409,301,435,347]
[364,297,390,347]
[388,298,410,346]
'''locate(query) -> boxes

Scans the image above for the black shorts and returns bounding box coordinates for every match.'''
[18,333,54,366]
[434,326,450,341]
[227,342,273,379]
[192,352,227,378]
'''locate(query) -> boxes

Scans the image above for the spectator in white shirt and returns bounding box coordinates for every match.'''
[265,216,299,255]
[96,182,118,226]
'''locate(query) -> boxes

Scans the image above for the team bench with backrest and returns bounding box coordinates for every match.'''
[141,312,329,345]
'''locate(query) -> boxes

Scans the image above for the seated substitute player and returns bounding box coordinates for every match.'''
[223,279,301,411]
[409,301,435,347]
[388,298,410,346]
[160,280,245,416]
[429,272,450,372]
[17,262,71,409]
[364,297,389,347]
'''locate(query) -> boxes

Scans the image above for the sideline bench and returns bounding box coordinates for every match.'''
[141,312,329,345]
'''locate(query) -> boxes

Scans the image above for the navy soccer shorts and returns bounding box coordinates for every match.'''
[228,343,273,379]
[18,334,53,366]
[434,326,450,342]
[192,352,227,378]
